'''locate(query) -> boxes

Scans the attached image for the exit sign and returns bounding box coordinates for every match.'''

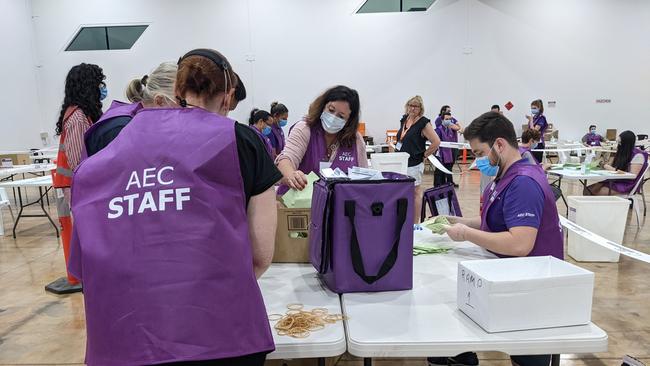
[596,99,612,103]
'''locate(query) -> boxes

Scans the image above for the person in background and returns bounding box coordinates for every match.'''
[526,99,548,162]
[581,124,606,147]
[230,72,246,111]
[396,96,441,220]
[434,105,459,128]
[85,62,178,157]
[69,48,280,365]
[269,101,289,155]
[585,130,648,195]
[50,63,106,294]
[434,111,460,187]
[491,104,501,113]
[429,111,562,366]
[519,129,542,164]
[249,108,275,157]
[276,85,367,193]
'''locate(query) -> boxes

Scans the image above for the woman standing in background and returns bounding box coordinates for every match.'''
[269,101,289,155]
[526,99,548,162]
[50,63,106,294]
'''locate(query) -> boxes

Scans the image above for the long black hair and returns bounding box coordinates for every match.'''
[55,63,105,135]
[612,130,637,171]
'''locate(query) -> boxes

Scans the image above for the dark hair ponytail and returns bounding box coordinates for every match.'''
[249,108,271,125]
[270,101,289,117]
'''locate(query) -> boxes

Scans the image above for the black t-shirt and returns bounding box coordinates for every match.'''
[85,117,281,206]
[85,116,132,157]
[396,115,431,167]
[234,123,282,205]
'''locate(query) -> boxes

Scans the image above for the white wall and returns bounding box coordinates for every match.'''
[0,0,43,150]
[10,0,650,150]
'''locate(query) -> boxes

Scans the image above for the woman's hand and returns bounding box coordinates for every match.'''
[282,169,308,191]
[445,223,469,241]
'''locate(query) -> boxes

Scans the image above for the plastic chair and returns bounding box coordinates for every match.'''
[607,163,650,226]
[0,187,15,236]
[420,183,462,223]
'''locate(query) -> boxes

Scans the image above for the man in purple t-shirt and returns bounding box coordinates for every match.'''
[427,111,563,366]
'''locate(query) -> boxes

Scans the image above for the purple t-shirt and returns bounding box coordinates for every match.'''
[485,175,544,232]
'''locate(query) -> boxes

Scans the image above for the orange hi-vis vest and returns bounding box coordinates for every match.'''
[54,106,91,188]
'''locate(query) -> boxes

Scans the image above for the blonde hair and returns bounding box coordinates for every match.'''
[404,95,425,117]
[126,62,178,105]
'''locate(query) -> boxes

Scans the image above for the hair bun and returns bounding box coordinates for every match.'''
[141,74,149,86]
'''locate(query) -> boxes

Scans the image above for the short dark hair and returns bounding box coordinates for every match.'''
[491,104,500,111]
[522,129,541,143]
[234,72,246,102]
[589,124,596,130]
[248,108,271,125]
[441,112,452,118]
[463,111,518,148]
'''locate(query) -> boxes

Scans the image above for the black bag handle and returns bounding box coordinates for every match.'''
[344,198,408,284]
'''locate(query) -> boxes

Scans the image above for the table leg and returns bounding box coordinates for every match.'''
[12,187,24,239]
[38,186,59,237]
[551,354,560,366]
[364,358,372,366]
[317,357,325,366]
[581,179,595,196]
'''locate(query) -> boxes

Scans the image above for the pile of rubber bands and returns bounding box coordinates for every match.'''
[268,304,346,338]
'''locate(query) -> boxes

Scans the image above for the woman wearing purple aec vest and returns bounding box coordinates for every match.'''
[275,85,368,193]
[584,130,648,195]
[427,112,563,366]
[68,49,279,366]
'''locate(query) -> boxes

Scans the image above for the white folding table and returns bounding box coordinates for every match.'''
[259,264,347,364]
[548,168,636,212]
[0,175,58,238]
[341,233,608,366]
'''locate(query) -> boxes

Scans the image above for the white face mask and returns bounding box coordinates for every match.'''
[320,111,346,134]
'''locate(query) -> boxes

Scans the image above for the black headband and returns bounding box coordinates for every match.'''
[176,48,232,108]
[177,48,229,71]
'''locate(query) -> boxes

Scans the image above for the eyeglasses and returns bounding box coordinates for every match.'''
[408,104,421,108]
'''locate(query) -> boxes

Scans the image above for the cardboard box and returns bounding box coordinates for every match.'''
[457,256,594,333]
[606,129,617,141]
[0,154,30,165]
[273,204,311,263]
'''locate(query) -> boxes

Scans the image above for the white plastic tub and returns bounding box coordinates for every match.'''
[370,152,409,175]
[567,196,629,262]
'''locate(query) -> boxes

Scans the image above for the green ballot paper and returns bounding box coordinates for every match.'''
[281,172,320,208]
[421,216,450,235]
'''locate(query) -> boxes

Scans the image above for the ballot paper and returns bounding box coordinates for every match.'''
[348,166,384,180]
[281,172,320,208]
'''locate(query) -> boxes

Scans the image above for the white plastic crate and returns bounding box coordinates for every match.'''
[370,152,409,175]
[567,196,629,262]
[457,256,594,333]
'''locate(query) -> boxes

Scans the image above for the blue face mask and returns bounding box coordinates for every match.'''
[590,129,596,135]
[279,119,288,127]
[99,86,108,101]
[475,146,500,177]
[531,108,539,115]
[262,126,272,136]
[442,119,452,127]
[531,142,539,149]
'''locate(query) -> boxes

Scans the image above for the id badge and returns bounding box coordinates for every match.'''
[56,188,65,199]
[395,142,403,151]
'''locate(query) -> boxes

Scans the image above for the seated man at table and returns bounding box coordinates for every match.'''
[581,124,606,147]
[428,111,563,366]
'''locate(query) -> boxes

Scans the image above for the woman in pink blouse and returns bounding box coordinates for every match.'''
[275,85,368,192]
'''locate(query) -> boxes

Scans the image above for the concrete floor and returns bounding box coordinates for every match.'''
[1,167,649,365]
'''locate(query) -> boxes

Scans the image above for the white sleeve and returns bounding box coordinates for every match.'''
[630,154,645,165]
